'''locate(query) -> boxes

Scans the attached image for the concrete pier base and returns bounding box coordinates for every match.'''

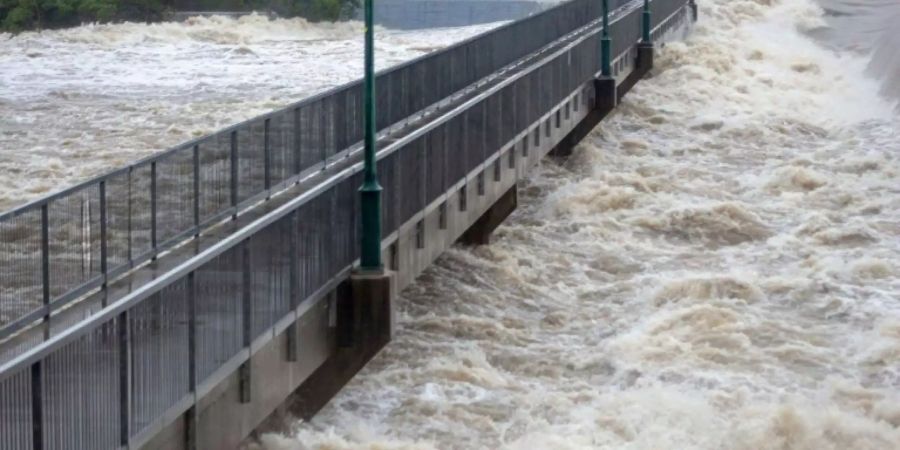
[595,75,617,115]
[458,184,518,245]
[287,270,396,420]
[548,75,617,157]
[637,42,654,73]
[617,43,653,101]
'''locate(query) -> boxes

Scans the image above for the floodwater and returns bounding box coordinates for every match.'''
[255,0,900,449]
[0,15,497,211]
[1,0,898,448]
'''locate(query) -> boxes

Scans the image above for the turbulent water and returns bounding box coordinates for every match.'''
[251,0,900,449]
[1,0,898,448]
[0,15,496,210]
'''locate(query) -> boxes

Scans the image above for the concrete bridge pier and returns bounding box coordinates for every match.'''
[547,75,617,158]
[458,184,519,246]
[550,40,656,159]
[286,270,397,421]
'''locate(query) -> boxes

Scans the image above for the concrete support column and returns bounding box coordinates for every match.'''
[344,270,397,349]
[594,76,618,117]
[637,42,654,74]
[288,271,396,420]
[458,184,518,245]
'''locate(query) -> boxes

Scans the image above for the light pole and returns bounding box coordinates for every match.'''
[360,0,383,272]
[601,0,611,77]
[643,0,652,44]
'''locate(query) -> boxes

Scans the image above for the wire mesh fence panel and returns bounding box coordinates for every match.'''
[267,110,296,190]
[375,73,393,132]
[397,136,426,226]
[248,220,291,339]
[331,90,350,156]
[297,100,325,174]
[426,123,448,206]
[198,132,234,225]
[195,245,244,381]
[344,83,364,150]
[388,66,410,127]
[155,148,195,245]
[378,152,399,239]
[500,83,516,146]
[332,176,359,275]
[0,209,42,330]
[295,199,319,300]
[320,94,337,161]
[46,185,102,301]
[448,116,469,187]
[485,94,502,154]
[0,368,32,450]
[129,280,190,437]
[237,122,266,203]
[465,102,485,174]
[130,164,154,260]
[42,321,120,450]
[105,171,132,273]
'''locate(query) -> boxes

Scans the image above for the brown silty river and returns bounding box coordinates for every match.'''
[259,0,900,448]
[2,0,899,448]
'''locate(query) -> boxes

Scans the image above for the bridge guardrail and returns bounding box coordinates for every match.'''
[0,0,631,344]
[0,1,692,448]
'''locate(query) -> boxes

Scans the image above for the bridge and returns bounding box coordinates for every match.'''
[0,0,696,448]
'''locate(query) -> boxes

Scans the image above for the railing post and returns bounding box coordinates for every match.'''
[643,0,652,44]
[230,130,239,220]
[150,161,158,255]
[99,180,108,306]
[286,212,299,362]
[263,118,271,195]
[293,108,302,177]
[185,271,198,450]
[239,242,252,403]
[40,204,50,340]
[31,361,43,450]
[359,0,383,272]
[127,167,133,265]
[601,0,611,77]
[193,144,200,236]
[117,310,131,447]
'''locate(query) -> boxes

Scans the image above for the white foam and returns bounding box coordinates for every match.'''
[261,0,900,448]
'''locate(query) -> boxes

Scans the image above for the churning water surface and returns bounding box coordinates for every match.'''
[254,0,900,448]
[0,0,898,448]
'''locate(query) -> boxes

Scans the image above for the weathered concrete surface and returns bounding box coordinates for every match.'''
[286,271,396,420]
[458,184,518,246]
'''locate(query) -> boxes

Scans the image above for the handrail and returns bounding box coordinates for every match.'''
[0,2,693,448]
[0,0,679,383]
[0,0,615,341]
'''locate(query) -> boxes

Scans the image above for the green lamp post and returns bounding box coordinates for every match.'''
[360,0,383,272]
[643,0,652,44]
[601,0,611,77]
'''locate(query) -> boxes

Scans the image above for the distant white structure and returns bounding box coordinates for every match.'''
[363,0,548,29]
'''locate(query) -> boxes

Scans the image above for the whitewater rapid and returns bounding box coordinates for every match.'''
[255,0,900,449]
[0,15,497,211]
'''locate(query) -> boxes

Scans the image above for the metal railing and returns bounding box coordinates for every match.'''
[0,0,634,343]
[0,0,692,448]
